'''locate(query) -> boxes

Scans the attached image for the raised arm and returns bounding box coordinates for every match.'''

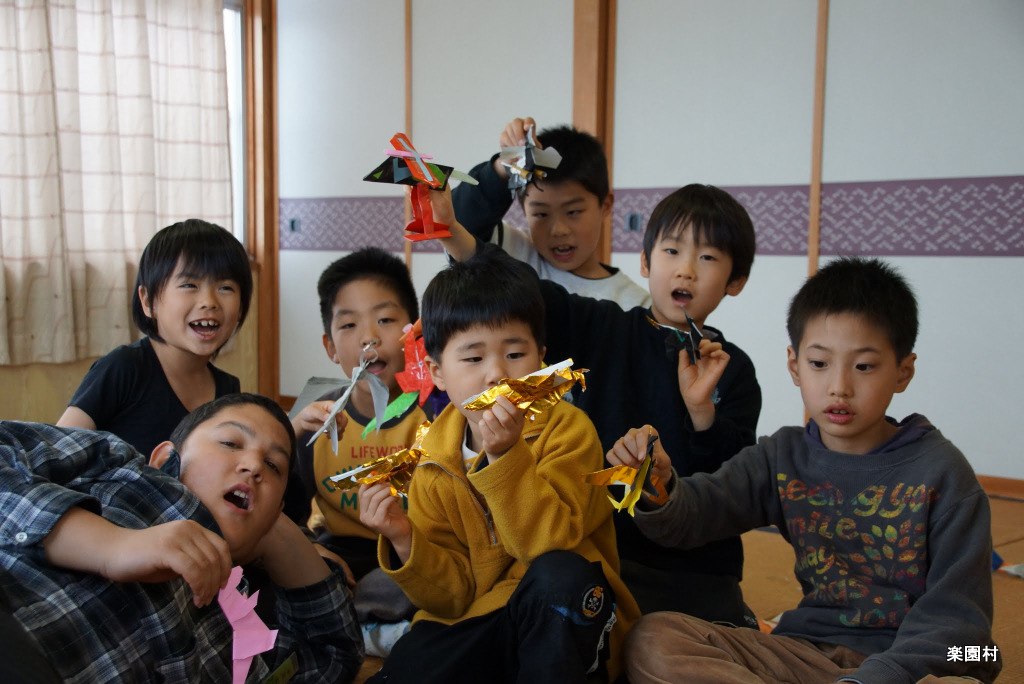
[450,117,536,240]
[431,186,481,262]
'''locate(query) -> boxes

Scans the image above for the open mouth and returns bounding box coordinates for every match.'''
[190,320,221,338]
[671,289,693,307]
[825,407,853,424]
[550,245,576,262]
[223,487,251,511]
[365,359,386,374]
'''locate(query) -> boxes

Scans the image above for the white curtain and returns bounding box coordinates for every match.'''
[0,0,232,365]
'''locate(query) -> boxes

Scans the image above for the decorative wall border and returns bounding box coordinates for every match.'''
[280,175,1024,256]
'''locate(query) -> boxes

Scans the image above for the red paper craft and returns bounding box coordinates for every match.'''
[395,322,435,406]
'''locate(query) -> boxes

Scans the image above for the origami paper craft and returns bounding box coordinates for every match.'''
[646,309,703,364]
[218,566,278,684]
[461,359,586,417]
[583,433,669,516]
[498,124,562,198]
[306,341,391,454]
[361,391,417,440]
[363,132,478,242]
[394,320,434,406]
[361,320,436,438]
[330,422,430,496]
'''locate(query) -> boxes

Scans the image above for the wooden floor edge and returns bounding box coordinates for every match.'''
[978,475,1024,501]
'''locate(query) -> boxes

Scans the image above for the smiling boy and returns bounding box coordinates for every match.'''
[289,247,432,580]
[610,258,1000,684]
[452,117,650,309]
[437,183,761,622]
[357,249,639,683]
[0,393,363,683]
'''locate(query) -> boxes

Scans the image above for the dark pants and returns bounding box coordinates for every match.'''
[620,559,757,628]
[368,550,617,684]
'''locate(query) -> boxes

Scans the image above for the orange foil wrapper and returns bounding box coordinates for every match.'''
[461,359,587,415]
[329,422,429,496]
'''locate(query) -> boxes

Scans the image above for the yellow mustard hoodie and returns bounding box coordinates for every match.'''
[379,399,640,678]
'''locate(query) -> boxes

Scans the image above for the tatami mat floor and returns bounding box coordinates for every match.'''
[355,495,1024,682]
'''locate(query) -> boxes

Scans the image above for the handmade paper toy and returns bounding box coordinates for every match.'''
[363,132,478,242]
[331,422,430,496]
[395,319,434,406]
[307,340,391,454]
[461,359,586,417]
[583,433,669,516]
[646,309,703,364]
[498,124,562,198]
[218,566,278,684]
[360,320,435,439]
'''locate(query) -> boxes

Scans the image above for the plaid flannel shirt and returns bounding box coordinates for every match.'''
[0,421,363,683]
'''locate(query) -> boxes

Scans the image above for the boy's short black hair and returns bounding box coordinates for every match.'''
[318,247,418,336]
[132,219,253,341]
[422,248,545,360]
[169,392,296,464]
[642,184,756,283]
[787,257,918,360]
[524,125,609,204]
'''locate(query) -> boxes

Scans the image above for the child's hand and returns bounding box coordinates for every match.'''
[252,513,331,588]
[427,185,476,261]
[313,543,356,588]
[677,338,730,432]
[478,395,526,462]
[103,520,233,607]
[292,400,347,437]
[606,425,671,486]
[493,117,540,179]
[359,482,412,563]
[426,185,457,228]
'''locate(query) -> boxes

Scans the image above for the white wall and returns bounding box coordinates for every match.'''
[823,0,1024,182]
[615,0,817,187]
[277,1,405,198]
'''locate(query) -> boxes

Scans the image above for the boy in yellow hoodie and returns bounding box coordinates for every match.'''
[358,249,639,683]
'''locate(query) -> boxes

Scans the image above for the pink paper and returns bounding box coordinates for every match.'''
[218,566,279,684]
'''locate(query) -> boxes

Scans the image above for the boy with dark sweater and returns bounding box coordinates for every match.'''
[610,258,1000,684]
[357,249,640,683]
[437,183,761,624]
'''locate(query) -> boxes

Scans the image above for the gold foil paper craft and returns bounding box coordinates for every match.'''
[461,359,587,417]
[583,433,669,516]
[329,422,430,496]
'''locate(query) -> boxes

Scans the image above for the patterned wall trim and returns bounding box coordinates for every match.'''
[280,175,1023,256]
[819,176,1024,256]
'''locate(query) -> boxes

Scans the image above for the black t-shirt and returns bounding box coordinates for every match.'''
[69,337,240,456]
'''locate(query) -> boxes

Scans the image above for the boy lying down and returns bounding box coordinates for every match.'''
[0,393,363,683]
